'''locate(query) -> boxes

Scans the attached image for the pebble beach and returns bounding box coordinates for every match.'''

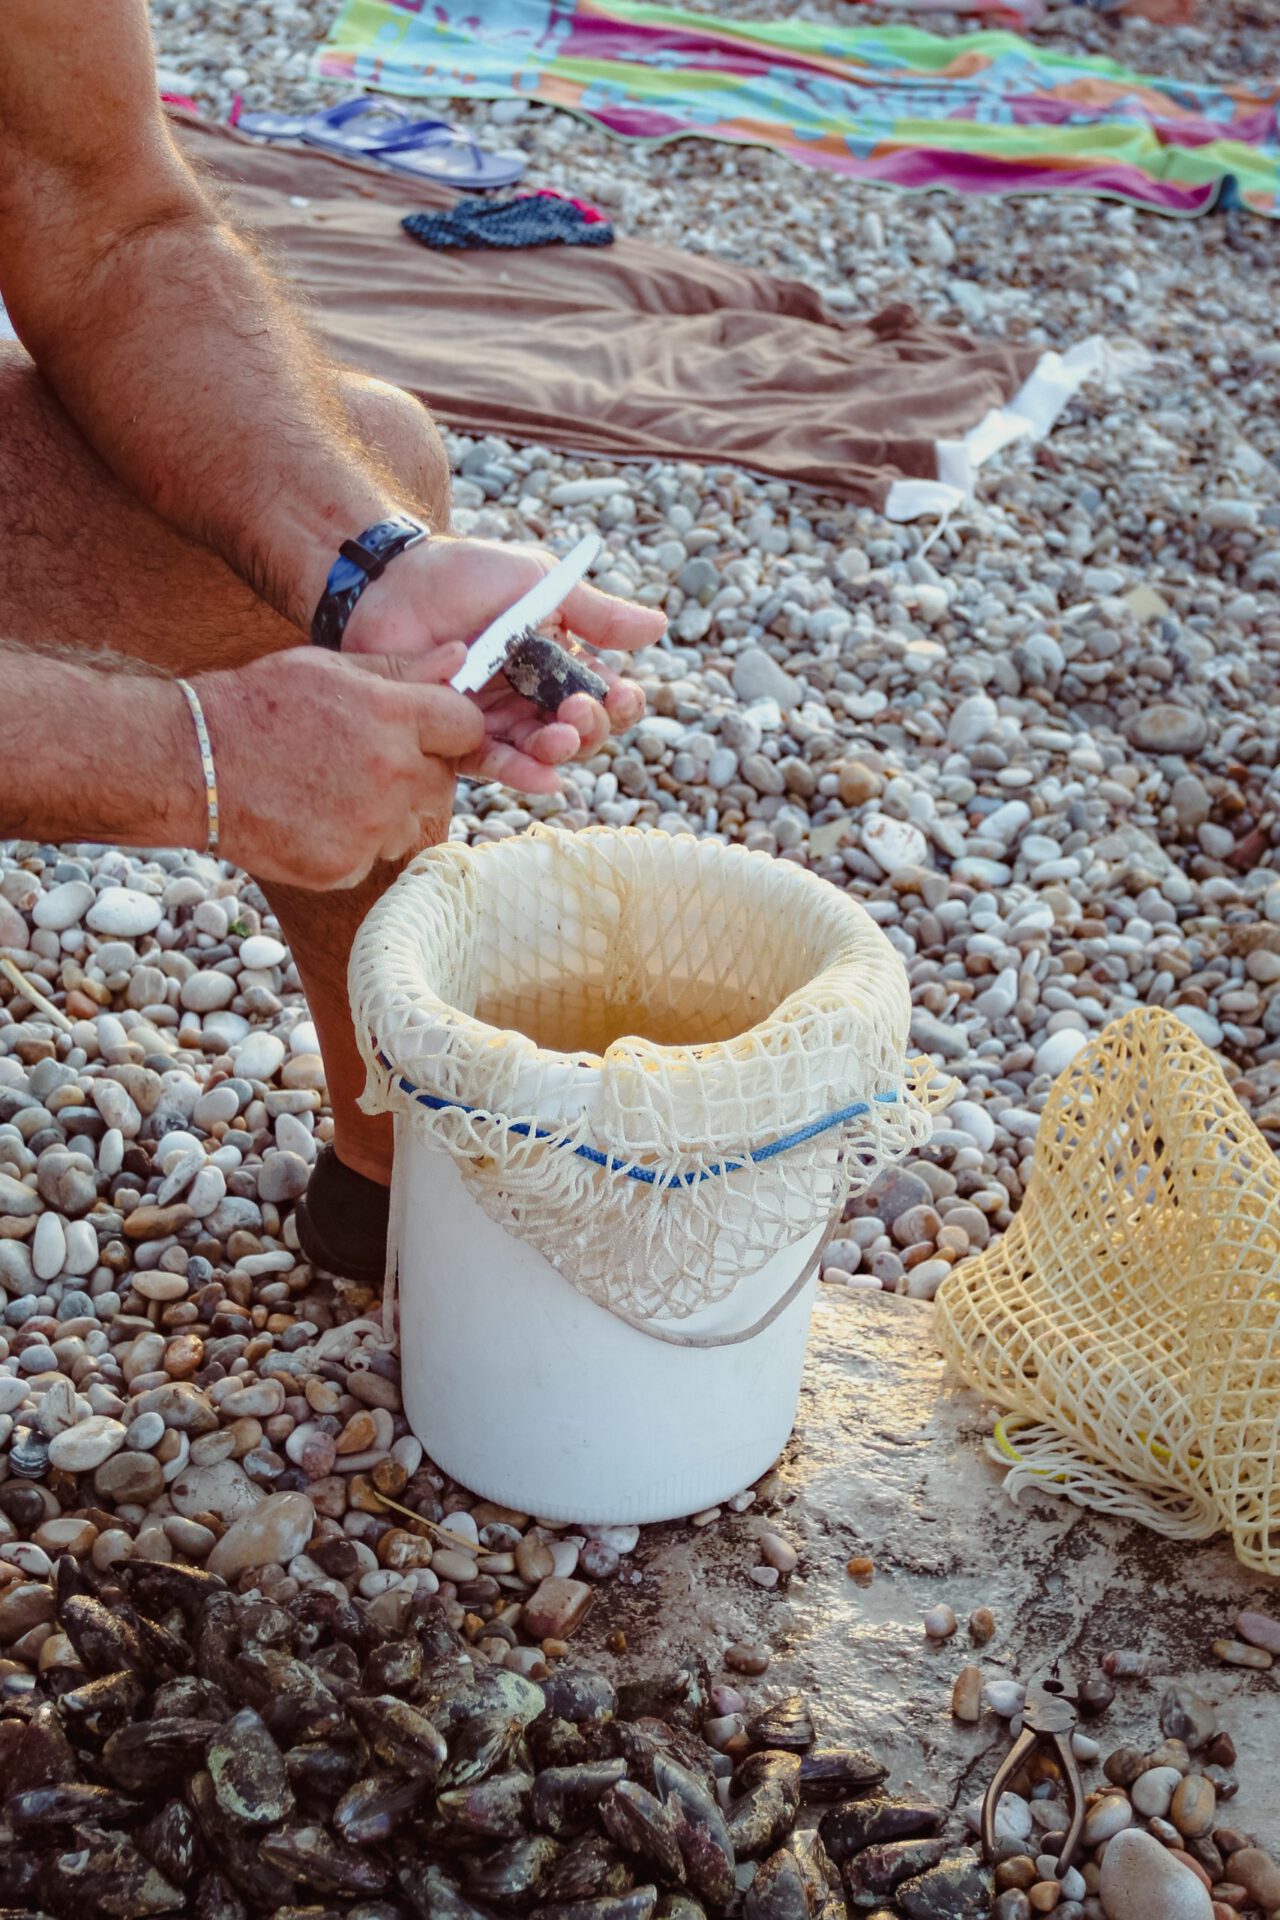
[2,0,1280,1915]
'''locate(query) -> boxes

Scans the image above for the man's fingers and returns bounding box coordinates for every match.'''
[558,581,667,653]
[461,739,564,795]
[556,692,610,758]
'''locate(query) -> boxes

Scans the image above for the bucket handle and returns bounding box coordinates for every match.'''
[380,1130,841,1352]
[576,1212,841,1350]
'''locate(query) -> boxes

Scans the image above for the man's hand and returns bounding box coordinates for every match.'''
[340,535,664,793]
[195,647,487,889]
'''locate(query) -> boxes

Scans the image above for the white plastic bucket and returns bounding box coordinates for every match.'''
[352,828,929,1524]
[395,1138,825,1524]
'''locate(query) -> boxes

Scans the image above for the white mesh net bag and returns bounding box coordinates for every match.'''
[350,825,937,1324]
[936,1006,1280,1576]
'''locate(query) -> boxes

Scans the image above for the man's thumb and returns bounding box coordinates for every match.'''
[343,643,467,686]
[408,684,487,761]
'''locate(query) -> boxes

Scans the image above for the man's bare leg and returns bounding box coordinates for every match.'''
[0,343,452,1186]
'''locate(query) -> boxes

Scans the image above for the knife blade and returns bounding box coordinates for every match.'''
[450,532,603,695]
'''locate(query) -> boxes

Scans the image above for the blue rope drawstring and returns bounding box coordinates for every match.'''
[375,1047,903,1191]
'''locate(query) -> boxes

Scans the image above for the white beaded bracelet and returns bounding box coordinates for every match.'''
[175,677,220,858]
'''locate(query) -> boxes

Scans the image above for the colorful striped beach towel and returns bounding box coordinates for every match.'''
[315,1,1280,217]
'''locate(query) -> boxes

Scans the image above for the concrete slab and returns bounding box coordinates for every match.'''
[583,1289,1279,1852]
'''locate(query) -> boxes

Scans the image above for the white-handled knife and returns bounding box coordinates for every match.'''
[450,532,602,695]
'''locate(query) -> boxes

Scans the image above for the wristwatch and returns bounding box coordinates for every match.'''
[309,513,429,650]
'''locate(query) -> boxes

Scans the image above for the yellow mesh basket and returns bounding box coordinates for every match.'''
[935,1006,1280,1576]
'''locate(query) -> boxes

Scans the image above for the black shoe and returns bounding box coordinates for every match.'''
[295,1144,390,1284]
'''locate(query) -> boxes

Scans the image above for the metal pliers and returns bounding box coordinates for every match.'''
[980,1669,1085,1874]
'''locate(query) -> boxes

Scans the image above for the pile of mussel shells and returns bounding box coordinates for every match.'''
[0,1556,992,1920]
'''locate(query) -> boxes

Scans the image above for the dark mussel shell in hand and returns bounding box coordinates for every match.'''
[503,633,609,713]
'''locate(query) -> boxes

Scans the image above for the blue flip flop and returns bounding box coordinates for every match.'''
[368,121,528,189]
[235,98,415,147]
[237,97,527,190]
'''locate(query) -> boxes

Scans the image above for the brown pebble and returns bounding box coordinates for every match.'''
[1212,1638,1272,1670]
[1204,1733,1237,1770]
[1103,1747,1149,1788]
[122,1202,196,1241]
[347,1370,401,1412]
[1167,1850,1213,1892]
[371,1459,408,1499]
[1146,1738,1192,1776]
[1076,1674,1115,1718]
[1227,1847,1280,1910]
[969,1606,996,1646]
[1028,1883,1061,1913]
[1174,1774,1220,1835]
[995,1858,1039,1894]
[346,1474,385,1515]
[724,1642,770,1676]
[846,1556,874,1581]
[94,1451,165,1504]
[952,1665,982,1723]
[522,1577,592,1641]
[607,1631,627,1654]
[163,1333,204,1379]
[335,1411,378,1455]
[515,1536,555,1585]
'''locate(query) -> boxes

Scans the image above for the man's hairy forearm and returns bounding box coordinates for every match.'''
[0,0,419,633]
[14,206,404,632]
[0,648,204,851]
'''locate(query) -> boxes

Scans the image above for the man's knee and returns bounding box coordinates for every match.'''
[340,375,453,531]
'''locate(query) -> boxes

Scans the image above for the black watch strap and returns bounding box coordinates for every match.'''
[310,513,429,650]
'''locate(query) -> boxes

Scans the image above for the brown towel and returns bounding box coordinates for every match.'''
[182,117,1041,505]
